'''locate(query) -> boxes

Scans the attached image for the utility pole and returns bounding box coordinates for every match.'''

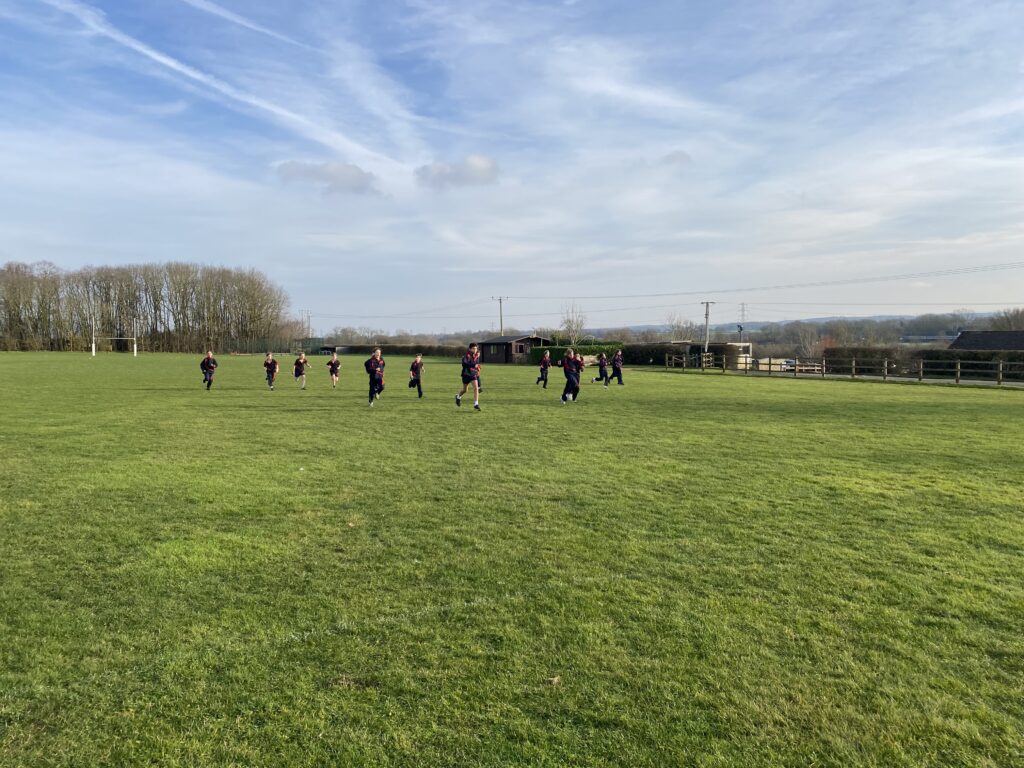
[491,296,508,335]
[701,301,716,353]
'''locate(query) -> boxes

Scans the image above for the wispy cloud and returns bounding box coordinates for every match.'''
[35,0,401,170]
[175,0,315,51]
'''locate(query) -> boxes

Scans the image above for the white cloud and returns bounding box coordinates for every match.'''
[277,160,381,196]
[415,154,499,189]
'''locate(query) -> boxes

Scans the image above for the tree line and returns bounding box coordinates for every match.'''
[0,261,290,352]
[732,309,1024,360]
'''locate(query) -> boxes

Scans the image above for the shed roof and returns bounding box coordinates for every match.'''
[948,331,1024,351]
[480,335,552,344]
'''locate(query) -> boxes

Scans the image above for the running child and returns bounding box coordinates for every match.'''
[559,348,579,404]
[264,352,279,390]
[536,350,551,388]
[200,350,218,391]
[364,348,385,406]
[611,349,624,385]
[573,351,585,401]
[326,352,341,389]
[409,354,424,398]
[294,352,310,390]
[591,352,610,387]
[455,343,482,410]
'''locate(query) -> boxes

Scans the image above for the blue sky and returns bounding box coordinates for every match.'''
[1,0,1022,332]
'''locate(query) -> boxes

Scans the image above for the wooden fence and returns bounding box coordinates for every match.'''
[666,354,1024,386]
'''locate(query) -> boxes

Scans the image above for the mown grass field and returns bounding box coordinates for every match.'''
[1,352,1022,767]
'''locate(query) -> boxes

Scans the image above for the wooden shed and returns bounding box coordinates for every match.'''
[480,335,552,364]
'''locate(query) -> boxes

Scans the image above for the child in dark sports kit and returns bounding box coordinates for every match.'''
[536,350,551,388]
[573,352,585,401]
[455,343,482,410]
[294,353,309,390]
[591,353,610,387]
[264,353,279,390]
[364,348,385,406]
[326,353,341,389]
[611,350,624,385]
[559,349,579,404]
[200,351,218,390]
[409,354,424,398]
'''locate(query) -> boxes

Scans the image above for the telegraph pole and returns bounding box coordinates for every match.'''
[491,296,508,335]
[701,301,716,353]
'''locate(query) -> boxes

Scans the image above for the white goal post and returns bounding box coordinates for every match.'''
[91,318,138,356]
[91,336,138,357]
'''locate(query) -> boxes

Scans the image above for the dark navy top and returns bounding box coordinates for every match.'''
[461,353,481,379]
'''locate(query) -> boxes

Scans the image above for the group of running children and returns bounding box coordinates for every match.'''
[198,346,624,407]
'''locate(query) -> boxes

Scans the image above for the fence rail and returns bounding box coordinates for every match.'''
[666,353,1024,386]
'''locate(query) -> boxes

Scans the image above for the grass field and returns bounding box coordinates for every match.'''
[1,352,1022,767]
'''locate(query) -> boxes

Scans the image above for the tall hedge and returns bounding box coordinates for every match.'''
[528,343,677,365]
[331,344,464,358]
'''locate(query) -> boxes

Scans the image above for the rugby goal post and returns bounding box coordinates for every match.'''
[91,317,138,357]
[91,336,138,357]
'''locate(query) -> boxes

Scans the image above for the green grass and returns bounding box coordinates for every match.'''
[1,353,1022,767]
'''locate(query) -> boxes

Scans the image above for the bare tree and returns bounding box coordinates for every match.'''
[0,261,291,352]
[989,307,1024,331]
[560,302,587,347]
[665,313,701,342]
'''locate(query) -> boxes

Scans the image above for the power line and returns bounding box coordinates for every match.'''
[502,260,1024,301]
[304,260,1024,324]
[722,300,1021,307]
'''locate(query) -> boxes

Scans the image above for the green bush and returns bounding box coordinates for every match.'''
[331,344,464,358]
[528,345,620,365]
[528,343,678,366]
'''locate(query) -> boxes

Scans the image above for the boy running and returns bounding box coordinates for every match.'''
[611,349,624,385]
[264,352,279,390]
[409,354,424,398]
[573,351,585,401]
[559,348,579,404]
[294,353,309,390]
[364,348,385,406]
[591,353,610,387]
[536,350,551,388]
[200,350,218,391]
[326,352,341,389]
[455,343,482,410]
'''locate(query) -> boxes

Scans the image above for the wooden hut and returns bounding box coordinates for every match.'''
[480,335,552,364]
